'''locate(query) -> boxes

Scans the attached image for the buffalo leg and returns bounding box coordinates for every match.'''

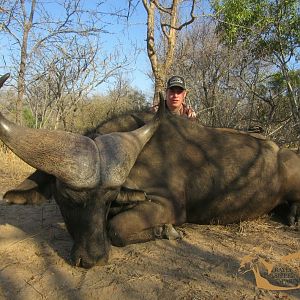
[109,222,182,246]
[108,198,181,246]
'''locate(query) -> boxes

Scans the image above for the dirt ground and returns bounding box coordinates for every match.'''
[0,164,299,299]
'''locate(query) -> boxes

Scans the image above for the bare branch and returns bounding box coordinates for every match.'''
[31,26,105,53]
[152,0,172,14]
[127,0,140,19]
[1,23,21,45]
[161,0,197,31]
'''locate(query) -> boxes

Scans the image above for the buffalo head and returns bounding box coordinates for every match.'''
[0,73,165,268]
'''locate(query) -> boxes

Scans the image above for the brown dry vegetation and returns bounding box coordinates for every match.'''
[0,151,299,300]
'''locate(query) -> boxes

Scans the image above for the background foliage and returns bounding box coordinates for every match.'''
[0,0,299,147]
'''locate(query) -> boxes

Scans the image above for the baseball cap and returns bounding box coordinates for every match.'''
[166,76,186,90]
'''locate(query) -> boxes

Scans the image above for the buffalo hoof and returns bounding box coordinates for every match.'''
[154,224,183,240]
[70,245,109,269]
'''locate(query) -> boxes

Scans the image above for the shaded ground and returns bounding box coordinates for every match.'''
[0,168,299,299]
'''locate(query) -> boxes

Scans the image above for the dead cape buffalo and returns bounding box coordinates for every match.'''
[0,74,299,269]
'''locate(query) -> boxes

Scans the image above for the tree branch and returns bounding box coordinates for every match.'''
[161,0,197,31]
[152,0,172,15]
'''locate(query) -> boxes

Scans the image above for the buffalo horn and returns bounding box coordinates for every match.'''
[95,92,165,187]
[0,114,100,189]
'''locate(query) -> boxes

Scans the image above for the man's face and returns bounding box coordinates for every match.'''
[166,87,186,111]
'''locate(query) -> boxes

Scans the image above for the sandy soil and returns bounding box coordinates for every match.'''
[0,169,299,300]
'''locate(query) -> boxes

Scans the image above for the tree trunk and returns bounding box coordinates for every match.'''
[16,0,36,125]
[17,34,28,125]
[142,0,196,105]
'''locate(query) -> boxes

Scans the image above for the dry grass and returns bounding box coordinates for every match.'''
[0,148,34,195]
[0,148,33,173]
